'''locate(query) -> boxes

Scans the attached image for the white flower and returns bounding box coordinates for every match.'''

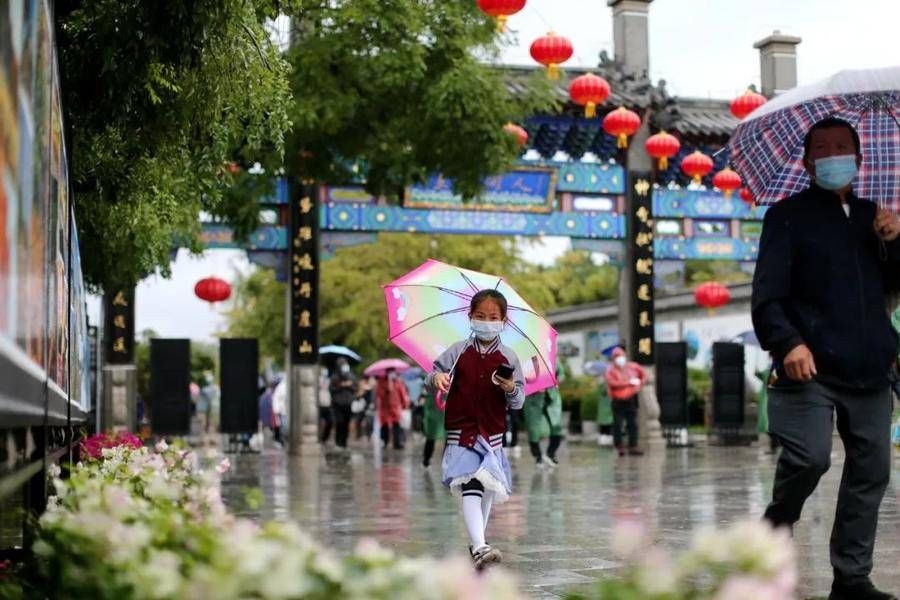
[216,457,231,474]
[155,439,169,452]
[139,550,183,599]
[635,547,680,596]
[47,463,61,478]
[690,525,731,564]
[610,518,648,559]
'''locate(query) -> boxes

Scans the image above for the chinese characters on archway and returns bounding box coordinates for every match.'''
[630,175,655,365]
[290,185,319,364]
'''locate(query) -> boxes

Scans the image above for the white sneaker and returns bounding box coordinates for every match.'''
[471,544,502,569]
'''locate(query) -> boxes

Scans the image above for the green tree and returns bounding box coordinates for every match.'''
[685,260,752,286]
[57,0,294,291]
[539,250,620,306]
[223,269,287,367]
[285,0,559,199]
[223,234,554,365]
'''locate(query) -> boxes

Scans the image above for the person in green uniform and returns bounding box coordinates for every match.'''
[523,361,565,466]
[421,387,446,468]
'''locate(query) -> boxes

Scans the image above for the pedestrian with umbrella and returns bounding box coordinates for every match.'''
[729,69,900,600]
[383,260,558,570]
[366,359,412,450]
[329,358,358,450]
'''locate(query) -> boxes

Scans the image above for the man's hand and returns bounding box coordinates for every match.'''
[875,208,900,242]
[629,377,642,387]
[783,344,817,382]
[433,372,451,393]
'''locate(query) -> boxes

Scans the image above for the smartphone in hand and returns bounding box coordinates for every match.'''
[494,364,515,380]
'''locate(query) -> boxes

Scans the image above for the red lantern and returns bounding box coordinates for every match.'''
[477,0,526,32]
[603,106,641,149]
[195,277,232,305]
[694,282,731,312]
[730,89,767,120]
[712,167,742,198]
[681,151,714,184]
[569,73,610,118]
[503,122,528,147]
[530,32,573,80]
[740,186,755,206]
[645,131,680,170]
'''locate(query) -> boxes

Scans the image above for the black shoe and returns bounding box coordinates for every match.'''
[830,579,897,600]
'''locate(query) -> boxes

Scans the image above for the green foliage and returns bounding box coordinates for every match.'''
[222,238,627,367]
[559,374,601,419]
[685,260,752,286]
[285,0,559,199]
[687,367,711,427]
[320,233,551,363]
[57,0,293,291]
[223,269,287,367]
[539,250,620,306]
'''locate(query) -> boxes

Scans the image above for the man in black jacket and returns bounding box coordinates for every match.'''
[753,117,900,600]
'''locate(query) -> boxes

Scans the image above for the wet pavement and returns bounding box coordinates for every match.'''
[220,438,900,599]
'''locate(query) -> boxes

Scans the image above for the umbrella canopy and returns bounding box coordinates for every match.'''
[320,345,362,363]
[726,66,900,209]
[730,330,760,347]
[383,259,558,396]
[582,360,609,377]
[364,358,411,378]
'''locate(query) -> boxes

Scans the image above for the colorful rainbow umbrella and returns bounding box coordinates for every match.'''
[383,259,558,396]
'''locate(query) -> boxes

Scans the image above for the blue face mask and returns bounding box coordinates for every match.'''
[814,154,858,191]
[470,319,504,341]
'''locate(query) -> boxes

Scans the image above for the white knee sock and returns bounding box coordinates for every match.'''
[461,492,486,549]
[481,491,494,530]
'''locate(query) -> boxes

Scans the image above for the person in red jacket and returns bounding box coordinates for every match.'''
[604,346,646,456]
[376,368,410,450]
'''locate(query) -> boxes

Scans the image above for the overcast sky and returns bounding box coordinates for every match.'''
[113,0,898,342]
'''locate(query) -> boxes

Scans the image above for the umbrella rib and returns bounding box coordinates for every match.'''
[389,283,474,302]
[458,270,481,294]
[505,320,555,385]
[388,306,472,341]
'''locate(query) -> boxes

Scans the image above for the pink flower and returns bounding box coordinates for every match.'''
[216,458,231,474]
[79,431,143,460]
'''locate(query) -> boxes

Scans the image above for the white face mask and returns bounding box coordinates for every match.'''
[470,319,504,341]
[614,356,627,368]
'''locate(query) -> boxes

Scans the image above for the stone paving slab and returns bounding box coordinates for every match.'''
[221,440,900,599]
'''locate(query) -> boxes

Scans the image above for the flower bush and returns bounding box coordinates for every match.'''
[566,518,797,600]
[23,437,520,600]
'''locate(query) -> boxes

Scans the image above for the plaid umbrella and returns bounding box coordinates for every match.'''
[726,66,900,210]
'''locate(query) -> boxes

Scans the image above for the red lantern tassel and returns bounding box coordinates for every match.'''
[723,189,733,198]
[693,175,702,184]
[495,15,508,32]
[617,133,628,149]
[659,157,669,171]
[547,63,559,80]
[585,102,596,118]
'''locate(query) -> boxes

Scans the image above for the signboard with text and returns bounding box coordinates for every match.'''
[289,183,320,364]
[405,167,557,213]
[104,289,135,364]
[629,173,655,365]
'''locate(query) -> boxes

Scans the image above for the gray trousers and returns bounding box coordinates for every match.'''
[764,380,893,584]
